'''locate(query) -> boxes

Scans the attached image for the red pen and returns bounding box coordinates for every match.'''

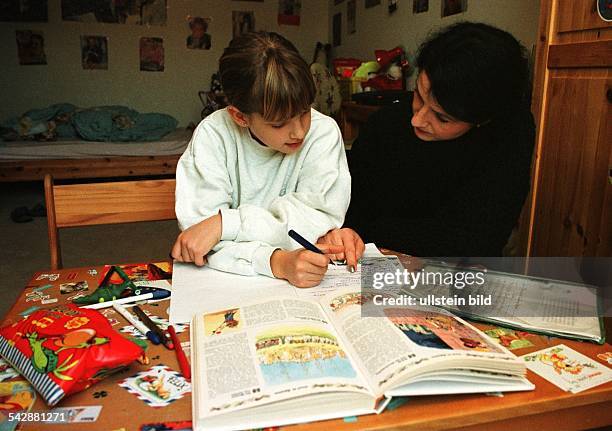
[168,325,190,380]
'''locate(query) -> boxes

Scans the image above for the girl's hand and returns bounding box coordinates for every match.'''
[317,228,365,271]
[271,244,344,288]
[171,213,222,266]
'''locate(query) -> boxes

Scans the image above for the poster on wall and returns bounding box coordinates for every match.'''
[278,0,301,26]
[140,37,164,72]
[186,16,212,50]
[413,0,428,13]
[441,0,467,17]
[81,35,108,69]
[332,13,341,47]
[16,30,47,65]
[365,0,381,8]
[0,0,48,22]
[61,0,166,25]
[232,11,255,38]
[347,0,356,34]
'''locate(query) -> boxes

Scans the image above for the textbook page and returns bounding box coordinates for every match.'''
[192,296,375,420]
[316,287,526,394]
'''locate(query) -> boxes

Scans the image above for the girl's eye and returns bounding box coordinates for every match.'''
[271,124,285,129]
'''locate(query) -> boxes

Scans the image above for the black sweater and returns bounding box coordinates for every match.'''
[345,96,535,256]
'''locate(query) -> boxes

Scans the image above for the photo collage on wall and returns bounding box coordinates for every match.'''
[278,0,301,26]
[60,0,167,25]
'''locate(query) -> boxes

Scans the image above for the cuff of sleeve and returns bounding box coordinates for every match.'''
[253,246,278,278]
[220,208,241,241]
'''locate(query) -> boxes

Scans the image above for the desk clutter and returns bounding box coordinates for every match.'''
[0,254,611,430]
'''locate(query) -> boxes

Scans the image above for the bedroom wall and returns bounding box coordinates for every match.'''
[328,0,540,88]
[0,0,329,127]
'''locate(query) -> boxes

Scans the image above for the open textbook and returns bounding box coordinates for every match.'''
[190,286,533,431]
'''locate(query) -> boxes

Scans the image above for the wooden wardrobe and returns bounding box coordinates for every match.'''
[525,0,612,257]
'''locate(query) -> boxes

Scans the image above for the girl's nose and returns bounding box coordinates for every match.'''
[411,106,429,129]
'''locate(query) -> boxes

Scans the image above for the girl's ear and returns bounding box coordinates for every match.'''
[227,106,249,128]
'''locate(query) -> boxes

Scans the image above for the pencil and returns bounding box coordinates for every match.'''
[168,325,190,380]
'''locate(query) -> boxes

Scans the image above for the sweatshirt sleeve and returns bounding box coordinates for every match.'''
[175,120,278,277]
[220,118,351,248]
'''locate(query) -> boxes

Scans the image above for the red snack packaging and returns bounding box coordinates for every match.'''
[0,304,143,405]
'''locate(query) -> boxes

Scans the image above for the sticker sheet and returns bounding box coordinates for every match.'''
[118,365,191,407]
[522,344,612,393]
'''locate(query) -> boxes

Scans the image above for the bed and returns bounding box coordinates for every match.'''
[0,128,192,182]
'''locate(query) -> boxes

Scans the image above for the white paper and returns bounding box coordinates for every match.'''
[169,243,384,324]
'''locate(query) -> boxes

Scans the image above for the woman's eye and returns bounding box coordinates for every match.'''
[435,113,449,123]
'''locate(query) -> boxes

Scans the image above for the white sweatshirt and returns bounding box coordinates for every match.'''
[175,107,351,277]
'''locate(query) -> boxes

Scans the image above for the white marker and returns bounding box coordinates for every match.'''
[112,302,161,345]
[81,292,154,310]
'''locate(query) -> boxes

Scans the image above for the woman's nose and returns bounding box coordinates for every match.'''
[411,106,429,128]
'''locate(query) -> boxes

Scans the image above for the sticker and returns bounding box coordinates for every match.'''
[139,421,192,431]
[60,281,89,294]
[0,380,36,429]
[107,318,120,326]
[18,306,41,316]
[0,358,19,382]
[93,390,108,398]
[33,284,53,292]
[523,344,612,393]
[88,269,98,276]
[118,365,191,407]
[35,273,60,281]
[67,272,78,280]
[597,352,612,365]
[484,327,535,350]
[120,315,188,340]
[50,405,103,423]
[41,298,59,305]
[67,292,87,302]
[100,309,116,317]
[181,341,191,359]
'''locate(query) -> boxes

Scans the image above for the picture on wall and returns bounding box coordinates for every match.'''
[140,37,164,72]
[365,0,381,8]
[61,0,166,25]
[347,0,356,34]
[187,16,211,50]
[0,0,47,22]
[16,30,47,65]
[278,0,301,26]
[232,11,255,38]
[332,12,341,47]
[81,35,108,70]
[413,0,428,13]
[441,0,467,17]
[334,0,345,5]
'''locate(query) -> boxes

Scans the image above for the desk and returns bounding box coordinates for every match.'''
[2,263,612,431]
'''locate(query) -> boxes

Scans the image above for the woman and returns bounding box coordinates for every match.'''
[321,22,535,265]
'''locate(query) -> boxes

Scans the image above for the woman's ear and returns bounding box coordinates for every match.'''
[227,106,249,127]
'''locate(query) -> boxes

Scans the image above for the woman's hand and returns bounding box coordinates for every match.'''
[171,213,222,266]
[317,228,365,271]
[271,244,344,288]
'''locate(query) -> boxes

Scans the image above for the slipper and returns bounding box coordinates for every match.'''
[10,206,33,223]
[29,203,46,217]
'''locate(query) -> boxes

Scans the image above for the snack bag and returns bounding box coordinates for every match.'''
[0,304,143,406]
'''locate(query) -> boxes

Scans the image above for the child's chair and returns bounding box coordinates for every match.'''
[44,174,176,270]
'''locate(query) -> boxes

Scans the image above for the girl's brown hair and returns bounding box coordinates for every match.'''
[219,31,315,122]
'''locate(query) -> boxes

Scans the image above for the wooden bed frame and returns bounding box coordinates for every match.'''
[0,154,180,182]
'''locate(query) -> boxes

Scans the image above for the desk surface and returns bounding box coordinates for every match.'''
[2,263,612,431]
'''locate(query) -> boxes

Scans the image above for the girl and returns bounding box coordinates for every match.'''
[172,31,350,288]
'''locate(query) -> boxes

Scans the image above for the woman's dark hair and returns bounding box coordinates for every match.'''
[416,22,530,125]
[219,31,315,122]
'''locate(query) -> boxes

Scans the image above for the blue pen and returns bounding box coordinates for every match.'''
[113,303,161,345]
[288,229,338,266]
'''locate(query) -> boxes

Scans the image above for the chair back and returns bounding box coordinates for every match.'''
[44,174,176,269]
